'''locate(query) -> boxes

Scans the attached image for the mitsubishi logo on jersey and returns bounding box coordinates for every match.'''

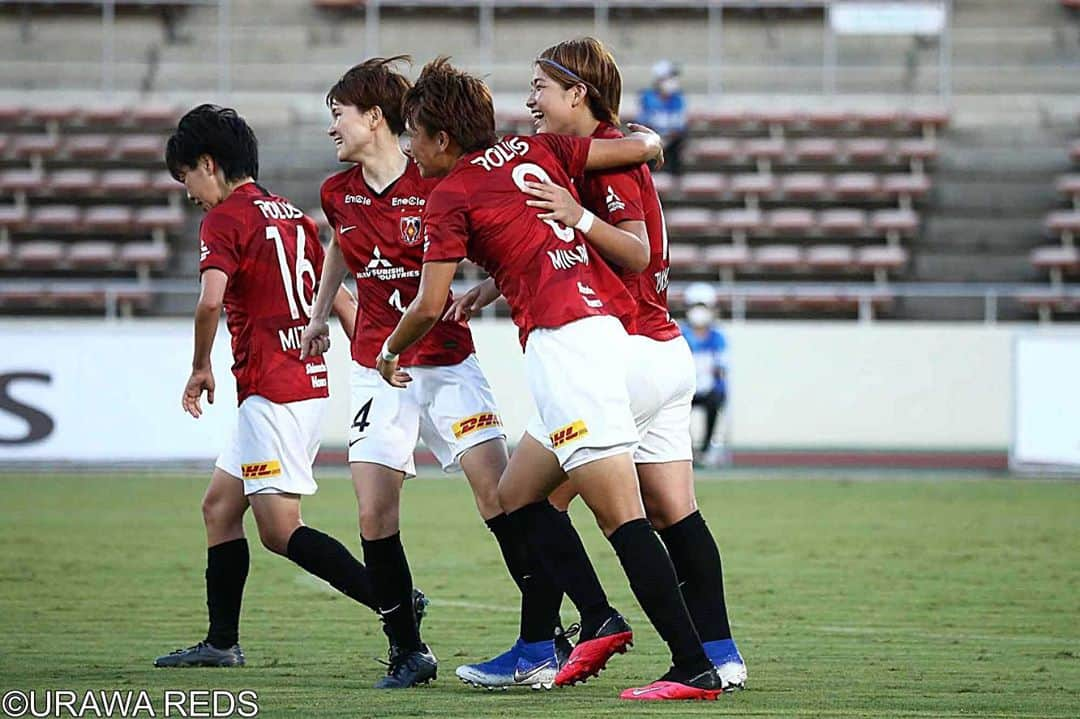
[355,245,420,282]
[548,243,590,270]
[605,185,626,213]
[367,246,393,269]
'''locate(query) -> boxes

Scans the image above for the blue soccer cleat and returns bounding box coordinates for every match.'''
[703,638,747,690]
[455,638,523,689]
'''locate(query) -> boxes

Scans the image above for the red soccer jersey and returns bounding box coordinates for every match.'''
[320,162,474,368]
[423,134,636,349]
[577,122,681,342]
[198,182,329,405]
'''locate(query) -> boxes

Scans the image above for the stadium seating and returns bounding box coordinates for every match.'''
[0,103,183,313]
[1025,129,1080,321]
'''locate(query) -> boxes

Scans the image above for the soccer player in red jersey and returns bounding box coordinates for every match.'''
[153,105,383,669]
[455,38,747,697]
[298,58,562,689]
[376,58,723,700]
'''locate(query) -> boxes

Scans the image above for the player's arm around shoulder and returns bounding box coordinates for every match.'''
[585,124,665,171]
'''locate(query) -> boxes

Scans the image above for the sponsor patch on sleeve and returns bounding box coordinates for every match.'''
[452,412,503,440]
[550,420,589,449]
[241,460,282,479]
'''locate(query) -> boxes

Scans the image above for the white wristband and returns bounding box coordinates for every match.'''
[379,339,399,363]
[574,209,596,234]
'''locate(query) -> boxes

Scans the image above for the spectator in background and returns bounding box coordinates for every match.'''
[680,283,728,465]
[639,60,688,175]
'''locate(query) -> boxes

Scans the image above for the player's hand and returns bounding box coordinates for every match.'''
[299,318,331,360]
[376,354,413,388]
[522,180,583,227]
[444,283,486,324]
[626,122,665,171]
[182,368,215,419]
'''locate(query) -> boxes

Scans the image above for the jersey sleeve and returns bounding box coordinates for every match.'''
[422,181,469,263]
[584,167,646,226]
[198,210,241,277]
[319,178,338,236]
[534,133,592,180]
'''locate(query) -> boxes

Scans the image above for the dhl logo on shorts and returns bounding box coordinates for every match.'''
[452,412,503,439]
[550,420,589,449]
[241,460,282,479]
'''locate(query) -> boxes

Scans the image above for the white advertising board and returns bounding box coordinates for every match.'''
[1011,333,1080,472]
[831,2,946,36]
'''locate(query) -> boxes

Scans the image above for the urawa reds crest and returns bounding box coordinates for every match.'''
[400,215,422,245]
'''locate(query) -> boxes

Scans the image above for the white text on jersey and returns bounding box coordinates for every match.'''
[470,137,531,172]
[253,199,304,220]
[548,243,590,270]
[345,194,372,205]
[392,196,426,207]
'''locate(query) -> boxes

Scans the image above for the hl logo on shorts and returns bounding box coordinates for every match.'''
[452,412,503,439]
[241,461,282,479]
[550,420,589,449]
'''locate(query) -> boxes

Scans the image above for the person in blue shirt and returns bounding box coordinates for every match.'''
[639,60,688,175]
[680,283,727,461]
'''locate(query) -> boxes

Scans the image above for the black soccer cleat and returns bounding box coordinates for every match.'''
[374,644,438,689]
[382,588,430,661]
[154,641,245,668]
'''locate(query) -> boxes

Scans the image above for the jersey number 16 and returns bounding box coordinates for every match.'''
[266,224,316,320]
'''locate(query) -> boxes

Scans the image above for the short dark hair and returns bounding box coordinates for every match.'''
[402,57,497,154]
[165,104,258,182]
[326,55,412,136]
[537,37,622,126]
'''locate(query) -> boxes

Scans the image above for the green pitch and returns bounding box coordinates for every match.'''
[1,472,1078,718]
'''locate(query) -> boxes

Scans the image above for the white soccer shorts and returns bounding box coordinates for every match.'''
[624,334,695,464]
[524,315,639,472]
[348,354,505,477]
[216,394,328,496]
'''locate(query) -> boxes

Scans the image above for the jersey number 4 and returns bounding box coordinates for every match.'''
[266,224,316,320]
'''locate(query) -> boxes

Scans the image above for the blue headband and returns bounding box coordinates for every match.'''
[537,58,591,90]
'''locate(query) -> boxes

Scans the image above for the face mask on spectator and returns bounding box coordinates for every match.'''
[659,77,680,95]
[687,305,714,328]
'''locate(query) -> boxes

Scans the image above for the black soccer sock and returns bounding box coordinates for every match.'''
[361,532,421,654]
[286,526,378,613]
[509,501,614,640]
[658,511,733,642]
[485,513,563,643]
[204,538,249,650]
[607,518,710,674]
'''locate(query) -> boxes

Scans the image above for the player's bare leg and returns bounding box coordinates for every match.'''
[155,469,249,668]
[456,436,569,689]
[639,461,745,689]
[352,462,435,688]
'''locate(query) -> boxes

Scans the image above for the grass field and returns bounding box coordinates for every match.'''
[1,471,1078,719]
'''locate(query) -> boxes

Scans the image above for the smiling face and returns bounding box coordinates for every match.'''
[405,121,455,178]
[176,156,225,212]
[526,65,581,135]
[327,100,376,163]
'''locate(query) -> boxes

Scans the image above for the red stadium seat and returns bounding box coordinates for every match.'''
[679,173,727,200]
[729,173,777,205]
[0,205,29,230]
[882,173,932,207]
[754,244,803,270]
[1056,174,1080,205]
[748,108,799,133]
[49,284,107,309]
[703,244,751,272]
[818,208,868,236]
[31,205,81,230]
[100,170,151,194]
[688,108,745,131]
[832,173,880,199]
[665,207,714,235]
[0,104,25,125]
[115,135,165,161]
[84,104,129,125]
[742,138,786,163]
[0,238,10,266]
[790,286,849,311]
[12,134,62,160]
[28,105,78,126]
[806,245,856,271]
[84,206,135,232]
[150,171,180,194]
[845,137,890,163]
[131,104,179,128]
[745,288,790,312]
[50,169,99,193]
[65,134,114,159]
[68,241,119,268]
[689,138,738,163]
[650,172,676,197]
[119,241,170,270]
[806,107,850,129]
[857,245,909,273]
[1030,245,1080,272]
[780,173,828,199]
[904,108,950,136]
[767,208,816,235]
[792,138,839,163]
[855,108,900,130]
[895,139,939,172]
[16,240,65,268]
[667,243,703,270]
[716,208,764,238]
[1045,210,1080,241]
[0,168,47,193]
[870,209,920,239]
[0,134,8,155]
[134,206,185,231]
